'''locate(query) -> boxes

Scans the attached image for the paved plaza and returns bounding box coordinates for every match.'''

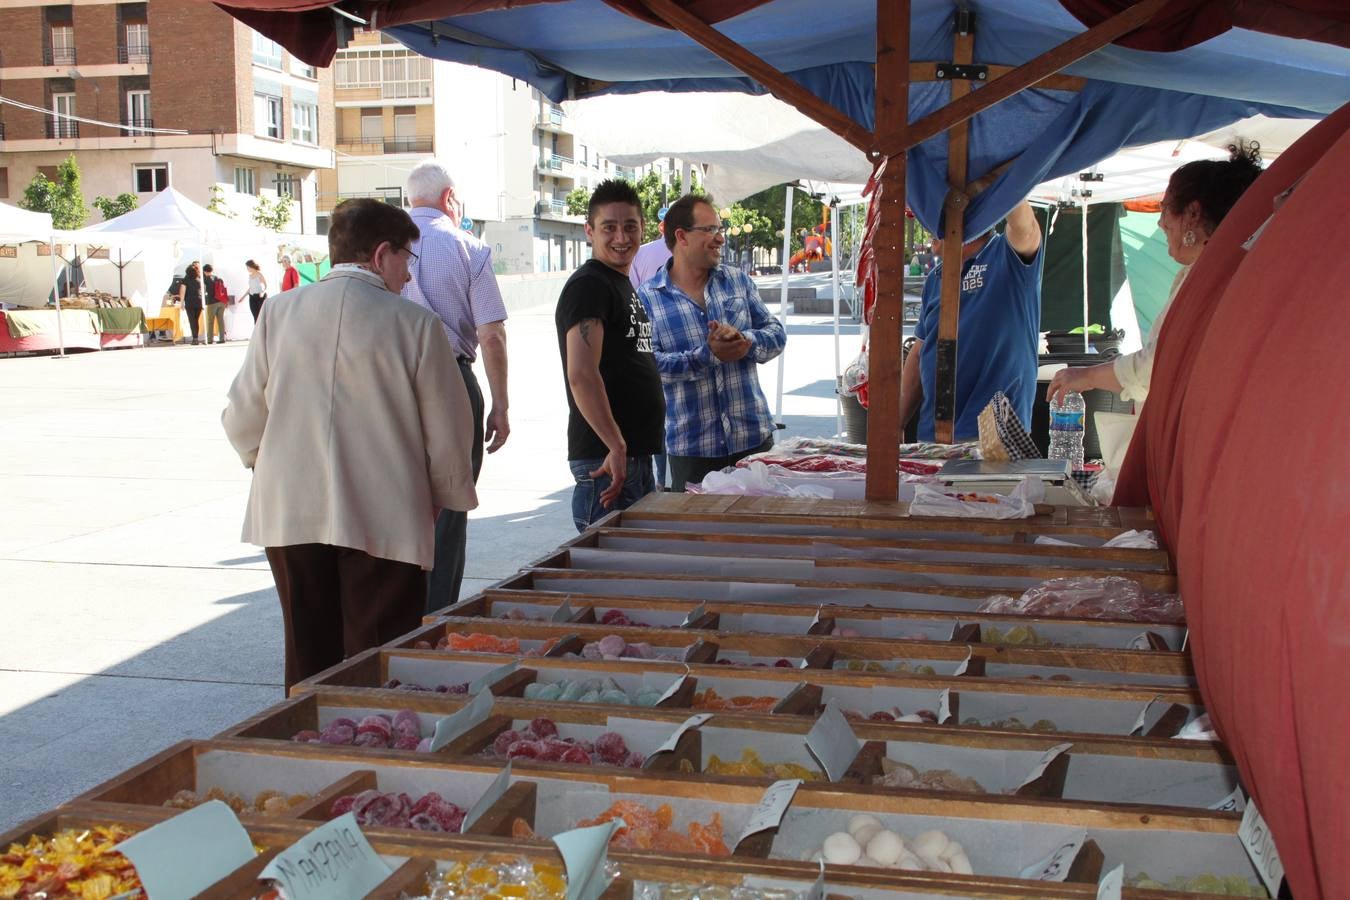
[0,280,865,828]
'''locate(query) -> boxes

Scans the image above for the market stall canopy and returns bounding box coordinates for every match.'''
[218,1,1350,235]
[0,201,54,243]
[67,187,277,250]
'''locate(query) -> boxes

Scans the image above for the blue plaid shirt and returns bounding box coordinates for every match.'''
[638,263,786,457]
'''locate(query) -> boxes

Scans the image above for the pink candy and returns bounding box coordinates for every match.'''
[293,710,424,751]
[332,789,464,832]
[484,718,643,769]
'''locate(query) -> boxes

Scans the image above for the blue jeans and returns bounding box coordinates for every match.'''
[569,455,656,532]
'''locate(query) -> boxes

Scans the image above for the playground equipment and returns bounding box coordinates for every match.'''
[788,205,833,271]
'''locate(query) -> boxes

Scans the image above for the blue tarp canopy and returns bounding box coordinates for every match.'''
[374,0,1349,235]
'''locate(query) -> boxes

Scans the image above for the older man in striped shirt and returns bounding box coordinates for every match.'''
[638,194,786,492]
[404,161,509,613]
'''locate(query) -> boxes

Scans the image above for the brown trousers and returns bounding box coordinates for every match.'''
[266,543,426,691]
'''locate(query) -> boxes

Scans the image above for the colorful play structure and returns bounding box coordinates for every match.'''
[788,206,833,271]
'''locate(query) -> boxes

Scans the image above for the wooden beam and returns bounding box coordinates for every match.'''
[932,21,974,445]
[637,0,873,153]
[909,62,1086,92]
[864,0,910,500]
[903,0,1171,151]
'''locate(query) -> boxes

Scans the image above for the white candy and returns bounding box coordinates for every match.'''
[852,823,882,850]
[865,830,905,866]
[896,713,924,723]
[822,831,862,865]
[918,854,952,873]
[948,850,974,875]
[896,853,924,871]
[856,855,882,868]
[847,814,882,837]
[910,829,950,859]
[940,840,965,861]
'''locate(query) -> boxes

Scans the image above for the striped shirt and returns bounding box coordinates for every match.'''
[404,207,506,361]
[639,263,786,457]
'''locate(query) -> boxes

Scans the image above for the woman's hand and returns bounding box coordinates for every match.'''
[1046,366,1094,407]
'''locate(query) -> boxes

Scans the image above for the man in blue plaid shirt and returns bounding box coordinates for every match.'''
[638,194,786,491]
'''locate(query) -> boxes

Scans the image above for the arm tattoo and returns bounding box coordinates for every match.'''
[578,317,601,347]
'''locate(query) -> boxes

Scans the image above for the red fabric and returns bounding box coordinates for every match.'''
[1059,0,1350,51]
[1115,100,1350,900]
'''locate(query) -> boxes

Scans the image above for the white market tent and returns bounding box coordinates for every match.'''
[0,202,54,243]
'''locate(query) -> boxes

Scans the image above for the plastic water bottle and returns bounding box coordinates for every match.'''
[1048,391,1086,471]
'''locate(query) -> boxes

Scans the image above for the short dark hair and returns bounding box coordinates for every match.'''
[663,194,716,251]
[202,264,214,273]
[328,198,419,265]
[1166,142,1263,235]
[587,179,642,226]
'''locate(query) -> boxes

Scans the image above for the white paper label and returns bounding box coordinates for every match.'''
[1238,800,1286,896]
[1016,742,1073,790]
[430,687,494,751]
[655,674,689,706]
[797,654,811,669]
[116,800,256,899]
[469,660,518,695]
[551,598,574,623]
[554,818,625,900]
[1209,785,1246,813]
[807,859,826,900]
[952,647,973,676]
[805,704,861,782]
[646,713,712,761]
[1181,629,1190,652]
[682,601,707,627]
[1019,831,1086,881]
[1096,864,1124,900]
[1129,696,1162,736]
[938,688,953,724]
[462,762,512,833]
[808,604,824,632]
[735,779,802,846]
[258,813,393,900]
[949,620,961,640]
[1128,632,1153,651]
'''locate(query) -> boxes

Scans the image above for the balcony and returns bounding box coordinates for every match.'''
[538,198,581,222]
[122,117,153,136]
[117,43,151,64]
[336,136,433,155]
[536,106,565,130]
[45,120,78,139]
[537,153,574,174]
[43,47,77,66]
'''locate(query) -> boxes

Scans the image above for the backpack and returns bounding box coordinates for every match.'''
[212,277,229,304]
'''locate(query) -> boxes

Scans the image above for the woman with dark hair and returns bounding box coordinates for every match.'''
[245,259,267,322]
[1047,143,1263,406]
[176,260,204,345]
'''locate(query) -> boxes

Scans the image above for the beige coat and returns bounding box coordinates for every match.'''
[223,267,476,569]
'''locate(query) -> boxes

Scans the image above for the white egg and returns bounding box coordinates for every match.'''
[948,850,974,875]
[866,830,905,866]
[940,840,965,861]
[896,853,924,871]
[910,829,949,859]
[852,823,882,849]
[822,832,862,865]
[856,855,882,868]
[847,814,882,837]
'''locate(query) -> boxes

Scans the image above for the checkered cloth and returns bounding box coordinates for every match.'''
[977,391,1041,461]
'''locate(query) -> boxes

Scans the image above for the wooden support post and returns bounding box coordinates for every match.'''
[864,0,911,500]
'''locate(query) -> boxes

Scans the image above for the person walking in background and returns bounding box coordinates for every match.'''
[246,260,268,322]
[177,260,204,345]
[280,256,301,293]
[222,198,477,690]
[403,160,511,614]
[202,264,228,344]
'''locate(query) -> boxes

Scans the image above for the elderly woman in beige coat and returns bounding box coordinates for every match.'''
[223,198,476,690]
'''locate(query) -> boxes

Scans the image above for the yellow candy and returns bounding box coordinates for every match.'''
[705,748,822,780]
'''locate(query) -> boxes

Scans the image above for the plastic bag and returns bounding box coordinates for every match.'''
[689,462,834,498]
[1102,529,1159,549]
[909,478,1037,519]
[977,576,1185,624]
[1174,713,1219,741]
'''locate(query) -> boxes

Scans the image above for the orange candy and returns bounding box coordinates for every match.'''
[446,632,521,654]
[692,688,777,712]
[576,801,729,856]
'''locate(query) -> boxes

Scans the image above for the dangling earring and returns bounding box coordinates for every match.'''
[1182,229,1196,248]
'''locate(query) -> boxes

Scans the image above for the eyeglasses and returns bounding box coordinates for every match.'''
[401,246,419,263]
[684,225,727,236]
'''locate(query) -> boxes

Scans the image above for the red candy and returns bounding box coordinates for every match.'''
[332,789,465,832]
[529,717,559,739]
[560,745,593,765]
[594,732,629,765]
[492,729,523,755]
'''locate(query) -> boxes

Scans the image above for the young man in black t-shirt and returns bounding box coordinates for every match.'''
[555,179,664,532]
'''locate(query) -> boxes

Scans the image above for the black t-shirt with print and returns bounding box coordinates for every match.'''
[555,259,664,460]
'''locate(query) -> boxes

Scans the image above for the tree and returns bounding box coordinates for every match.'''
[21,154,87,229]
[564,186,591,216]
[633,169,705,242]
[207,184,236,219]
[253,194,293,232]
[92,193,138,221]
[737,184,830,257]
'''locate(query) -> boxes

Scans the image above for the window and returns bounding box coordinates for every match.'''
[333,47,430,99]
[274,173,296,199]
[0,168,8,199]
[133,163,167,193]
[251,32,283,69]
[291,102,316,144]
[51,93,76,138]
[234,167,256,195]
[393,106,416,150]
[293,60,317,79]
[124,22,149,62]
[37,165,59,181]
[50,25,75,65]
[253,93,282,139]
[125,90,150,134]
[360,109,382,143]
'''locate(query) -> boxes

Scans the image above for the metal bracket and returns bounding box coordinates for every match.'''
[956,7,976,35]
[935,63,988,82]
[1079,172,1105,182]
[934,339,959,423]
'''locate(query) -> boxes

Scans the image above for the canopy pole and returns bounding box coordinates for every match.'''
[1081,199,1091,352]
[49,239,66,358]
[864,0,911,500]
[830,199,843,438]
[773,184,794,426]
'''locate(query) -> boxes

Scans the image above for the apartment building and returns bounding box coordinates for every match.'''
[322,35,663,274]
[0,0,333,232]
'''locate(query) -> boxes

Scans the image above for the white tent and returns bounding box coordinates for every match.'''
[0,202,54,243]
